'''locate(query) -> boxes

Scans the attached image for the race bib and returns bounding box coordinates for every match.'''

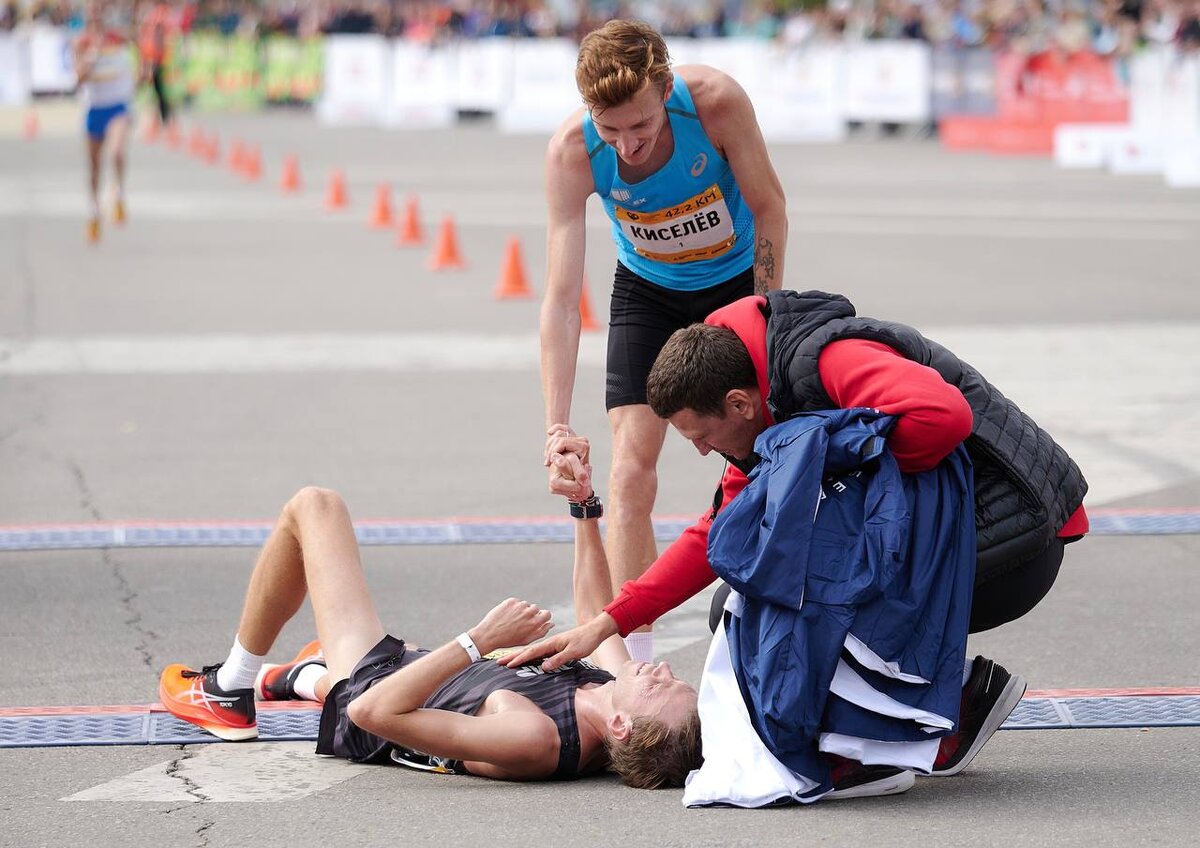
[614,184,737,264]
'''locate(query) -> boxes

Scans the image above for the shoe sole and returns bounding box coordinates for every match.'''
[827,770,916,800]
[932,672,1027,777]
[158,676,258,742]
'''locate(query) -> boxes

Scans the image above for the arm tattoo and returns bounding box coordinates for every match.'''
[754,236,776,295]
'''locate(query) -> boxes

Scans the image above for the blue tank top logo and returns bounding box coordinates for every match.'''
[582,75,756,292]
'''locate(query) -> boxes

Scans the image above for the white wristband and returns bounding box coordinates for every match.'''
[456,632,482,662]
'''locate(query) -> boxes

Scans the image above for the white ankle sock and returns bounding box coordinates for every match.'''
[624,632,654,663]
[216,636,266,692]
[962,655,975,685]
[292,663,327,702]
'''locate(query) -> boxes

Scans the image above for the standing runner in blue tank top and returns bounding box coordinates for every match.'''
[540,21,788,665]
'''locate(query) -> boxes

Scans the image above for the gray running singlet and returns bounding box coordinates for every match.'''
[417,658,614,780]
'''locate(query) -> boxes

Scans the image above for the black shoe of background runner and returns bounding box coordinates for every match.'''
[825,755,915,799]
[932,655,1027,776]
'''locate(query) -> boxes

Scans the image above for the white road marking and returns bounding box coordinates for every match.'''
[1,323,1194,507]
[61,742,371,803]
[1,182,1196,240]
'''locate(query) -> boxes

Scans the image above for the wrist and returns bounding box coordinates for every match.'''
[464,626,490,658]
[568,493,603,520]
[588,612,619,641]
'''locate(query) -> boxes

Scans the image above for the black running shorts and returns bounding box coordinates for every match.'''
[316,635,429,763]
[605,262,755,411]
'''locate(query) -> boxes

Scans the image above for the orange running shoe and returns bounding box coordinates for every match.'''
[112,199,126,225]
[159,663,258,741]
[256,639,325,701]
[86,217,100,244]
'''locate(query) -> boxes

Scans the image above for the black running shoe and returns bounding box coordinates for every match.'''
[932,655,1027,776]
[826,755,915,799]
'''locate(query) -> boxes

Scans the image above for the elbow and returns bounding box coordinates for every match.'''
[947,393,974,446]
[346,695,383,735]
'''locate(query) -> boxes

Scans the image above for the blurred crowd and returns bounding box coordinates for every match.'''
[3,0,1198,53]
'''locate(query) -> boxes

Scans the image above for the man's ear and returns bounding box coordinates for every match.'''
[725,388,758,420]
[608,712,632,743]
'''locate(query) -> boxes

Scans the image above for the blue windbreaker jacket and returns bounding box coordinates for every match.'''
[707,409,976,794]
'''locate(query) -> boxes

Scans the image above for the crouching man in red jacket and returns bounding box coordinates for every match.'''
[504,290,1089,782]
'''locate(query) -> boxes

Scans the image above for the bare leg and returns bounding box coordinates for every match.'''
[606,405,668,633]
[86,135,102,214]
[108,114,130,209]
[234,487,386,684]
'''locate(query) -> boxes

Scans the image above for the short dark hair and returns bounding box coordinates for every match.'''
[646,324,757,418]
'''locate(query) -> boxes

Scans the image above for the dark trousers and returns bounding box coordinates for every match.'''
[707,538,1067,635]
[152,64,171,125]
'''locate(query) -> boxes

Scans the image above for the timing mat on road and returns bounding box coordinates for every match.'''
[2,689,1198,748]
[1,508,1197,552]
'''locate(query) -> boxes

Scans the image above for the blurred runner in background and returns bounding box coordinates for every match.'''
[73,0,136,243]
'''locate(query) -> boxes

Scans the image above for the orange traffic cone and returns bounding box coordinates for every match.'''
[325,169,348,210]
[22,110,39,140]
[165,122,182,150]
[368,184,393,229]
[241,145,262,181]
[494,236,534,299]
[203,133,220,165]
[579,277,602,332]
[187,127,205,157]
[280,154,301,192]
[141,116,160,143]
[395,195,424,246]
[228,139,245,172]
[427,215,466,270]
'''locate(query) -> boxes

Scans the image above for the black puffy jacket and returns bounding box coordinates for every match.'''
[762,290,1087,583]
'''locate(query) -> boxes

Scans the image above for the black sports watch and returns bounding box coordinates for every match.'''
[568,494,604,520]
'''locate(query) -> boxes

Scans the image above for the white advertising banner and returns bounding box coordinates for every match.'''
[389,41,455,128]
[498,39,579,134]
[843,41,932,123]
[1053,123,1127,168]
[1106,130,1166,175]
[317,35,390,125]
[760,44,846,142]
[1131,49,1200,136]
[1163,136,1200,188]
[455,39,513,113]
[29,25,75,94]
[0,32,31,106]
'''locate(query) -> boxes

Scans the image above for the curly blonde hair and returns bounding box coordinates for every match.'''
[576,20,673,112]
[605,710,703,789]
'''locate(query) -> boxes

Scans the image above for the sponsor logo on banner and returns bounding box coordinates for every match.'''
[614,184,736,264]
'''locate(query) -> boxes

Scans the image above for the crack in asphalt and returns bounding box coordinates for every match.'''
[164,746,211,803]
[67,460,158,668]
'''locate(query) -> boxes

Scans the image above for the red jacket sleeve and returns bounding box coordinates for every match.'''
[603,464,750,636]
[818,339,973,473]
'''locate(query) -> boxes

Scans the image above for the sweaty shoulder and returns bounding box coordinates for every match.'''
[674,65,751,153]
[546,107,594,173]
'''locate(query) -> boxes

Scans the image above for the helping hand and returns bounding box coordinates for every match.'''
[495,615,616,671]
[544,425,593,501]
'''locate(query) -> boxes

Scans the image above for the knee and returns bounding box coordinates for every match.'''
[609,457,657,506]
[284,486,346,524]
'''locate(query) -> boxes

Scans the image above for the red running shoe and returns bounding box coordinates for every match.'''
[159,663,257,741]
[256,639,326,701]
